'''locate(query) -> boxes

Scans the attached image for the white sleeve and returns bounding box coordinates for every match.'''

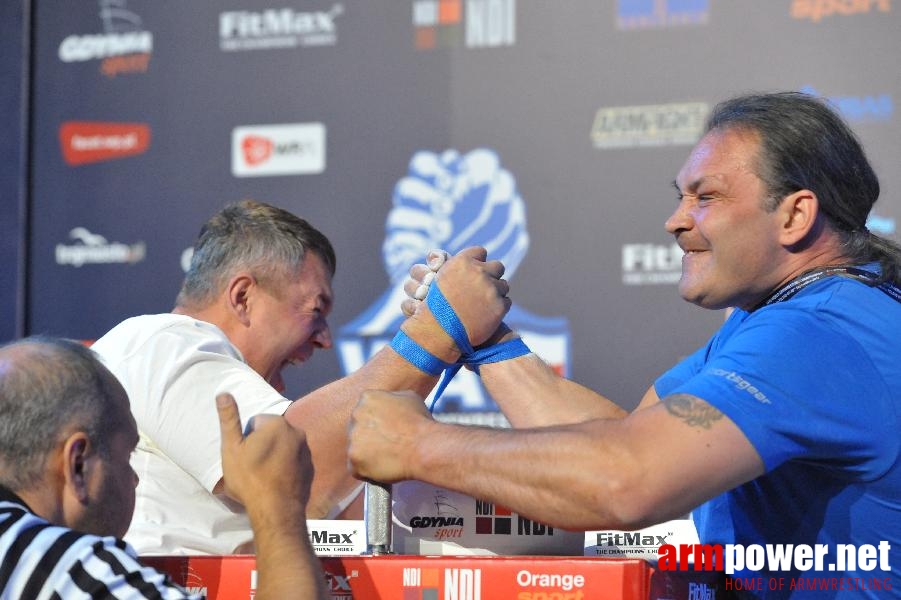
[118,321,291,492]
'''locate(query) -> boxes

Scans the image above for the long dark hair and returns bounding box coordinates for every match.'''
[706,92,901,285]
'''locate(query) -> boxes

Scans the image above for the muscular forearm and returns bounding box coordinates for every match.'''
[479,353,628,427]
[286,318,453,517]
[403,397,763,532]
[350,390,764,534]
[408,418,649,531]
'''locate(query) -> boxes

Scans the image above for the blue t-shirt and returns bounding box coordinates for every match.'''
[655,269,900,598]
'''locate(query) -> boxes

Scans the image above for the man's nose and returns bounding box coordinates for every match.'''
[314,322,333,349]
[664,199,693,235]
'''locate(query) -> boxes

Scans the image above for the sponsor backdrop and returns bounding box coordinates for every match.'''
[0,0,29,343]
[16,1,901,417]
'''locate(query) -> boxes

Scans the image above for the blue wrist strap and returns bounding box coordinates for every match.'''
[422,283,532,411]
[428,338,532,409]
[459,337,531,372]
[426,283,474,355]
[390,330,453,376]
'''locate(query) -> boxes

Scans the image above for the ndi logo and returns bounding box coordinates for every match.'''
[403,568,482,600]
[617,0,710,30]
[474,500,555,537]
[413,0,515,49]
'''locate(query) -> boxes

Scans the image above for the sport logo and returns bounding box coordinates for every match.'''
[617,0,710,30]
[220,5,344,51]
[791,0,891,22]
[336,148,570,417]
[408,489,465,540]
[231,123,326,177]
[59,121,151,166]
[413,0,516,49]
[57,0,153,77]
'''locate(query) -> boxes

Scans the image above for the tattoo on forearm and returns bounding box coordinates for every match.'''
[662,394,723,429]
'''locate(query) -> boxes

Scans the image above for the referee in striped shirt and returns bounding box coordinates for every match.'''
[0,336,326,599]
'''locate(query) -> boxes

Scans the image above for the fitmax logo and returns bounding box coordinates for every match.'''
[622,243,683,285]
[596,531,669,546]
[324,569,358,596]
[220,5,343,50]
[310,530,354,544]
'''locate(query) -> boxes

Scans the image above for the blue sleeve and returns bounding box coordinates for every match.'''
[654,309,747,398]
[656,306,895,479]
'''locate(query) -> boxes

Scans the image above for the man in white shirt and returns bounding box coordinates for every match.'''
[92,199,510,555]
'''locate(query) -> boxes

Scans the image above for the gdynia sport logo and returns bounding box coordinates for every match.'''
[657,541,893,593]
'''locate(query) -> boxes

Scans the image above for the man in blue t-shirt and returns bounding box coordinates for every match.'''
[346,92,901,598]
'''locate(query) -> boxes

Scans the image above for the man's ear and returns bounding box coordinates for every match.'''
[777,189,820,247]
[62,432,92,503]
[225,273,255,326]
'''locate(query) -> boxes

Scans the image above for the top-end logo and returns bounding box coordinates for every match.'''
[231,123,326,177]
[220,5,343,51]
[413,0,516,49]
[591,102,708,149]
[59,121,151,166]
[58,0,153,77]
[617,0,710,30]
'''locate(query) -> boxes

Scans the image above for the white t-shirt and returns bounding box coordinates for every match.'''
[92,314,291,555]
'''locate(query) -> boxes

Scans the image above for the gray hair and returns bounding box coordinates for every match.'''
[0,336,125,490]
[176,200,337,309]
[705,91,901,285]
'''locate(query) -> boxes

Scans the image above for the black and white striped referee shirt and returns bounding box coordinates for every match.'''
[0,486,202,599]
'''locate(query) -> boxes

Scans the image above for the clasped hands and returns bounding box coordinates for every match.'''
[347,246,511,484]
